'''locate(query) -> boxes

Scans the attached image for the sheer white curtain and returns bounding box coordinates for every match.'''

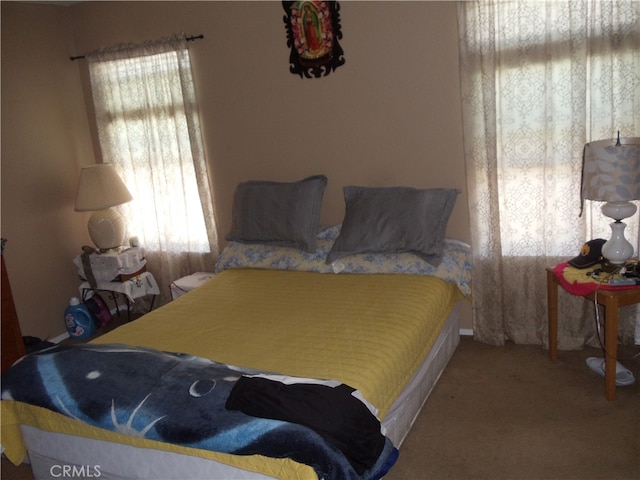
[87,34,218,306]
[457,1,640,347]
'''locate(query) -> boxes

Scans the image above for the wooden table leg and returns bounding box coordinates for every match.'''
[547,268,558,362]
[602,296,618,401]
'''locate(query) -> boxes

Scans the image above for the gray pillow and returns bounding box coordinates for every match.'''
[326,186,460,266]
[226,175,327,252]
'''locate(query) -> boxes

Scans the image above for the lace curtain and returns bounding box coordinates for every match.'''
[87,34,218,306]
[457,1,640,347]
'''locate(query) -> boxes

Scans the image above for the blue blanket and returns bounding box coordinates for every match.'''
[1,343,398,480]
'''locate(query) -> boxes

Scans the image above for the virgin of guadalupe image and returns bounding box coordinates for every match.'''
[283,0,345,78]
[300,2,330,59]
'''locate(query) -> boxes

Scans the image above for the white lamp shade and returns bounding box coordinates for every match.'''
[75,163,132,212]
[581,137,640,203]
[75,164,132,251]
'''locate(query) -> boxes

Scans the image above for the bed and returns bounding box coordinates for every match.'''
[1,177,472,480]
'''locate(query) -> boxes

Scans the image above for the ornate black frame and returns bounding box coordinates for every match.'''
[282,1,345,79]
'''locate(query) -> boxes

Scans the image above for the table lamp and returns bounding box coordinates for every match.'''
[75,163,133,252]
[581,135,640,265]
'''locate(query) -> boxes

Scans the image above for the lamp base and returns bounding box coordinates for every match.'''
[601,201,637,221]
[88,208,126,252]
[602,221,634,265]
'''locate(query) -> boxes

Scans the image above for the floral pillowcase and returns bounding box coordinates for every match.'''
[215,225,472,297]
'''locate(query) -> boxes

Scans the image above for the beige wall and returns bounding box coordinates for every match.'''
[70,1,469,243]
[1,1,471,340]
[1,2,96,340]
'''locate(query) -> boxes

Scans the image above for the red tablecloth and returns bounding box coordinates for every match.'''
[552,262,639,296]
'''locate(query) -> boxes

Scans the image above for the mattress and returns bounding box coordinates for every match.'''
[96,269,458,413]
[2,268,462,479]
[18,307,460,480]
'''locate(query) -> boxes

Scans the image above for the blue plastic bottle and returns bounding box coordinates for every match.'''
[64,297,96,340]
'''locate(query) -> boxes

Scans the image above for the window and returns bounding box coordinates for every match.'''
[87,35,217,257]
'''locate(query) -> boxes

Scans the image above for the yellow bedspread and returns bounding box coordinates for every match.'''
[2,269,460,478]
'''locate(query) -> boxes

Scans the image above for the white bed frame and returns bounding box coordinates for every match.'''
[19,303,461,480]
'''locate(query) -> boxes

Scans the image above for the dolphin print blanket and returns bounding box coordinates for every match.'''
[1,343,398,480]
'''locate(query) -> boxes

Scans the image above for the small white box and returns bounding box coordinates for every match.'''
[170,272,215,300]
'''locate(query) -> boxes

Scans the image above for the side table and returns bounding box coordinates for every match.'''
[547,267,640,400]
[74,246,158,321]
[80,272,160,321]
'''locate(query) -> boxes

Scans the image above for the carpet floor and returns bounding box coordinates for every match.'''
[387,336,639,480]
[2,336,638,480]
